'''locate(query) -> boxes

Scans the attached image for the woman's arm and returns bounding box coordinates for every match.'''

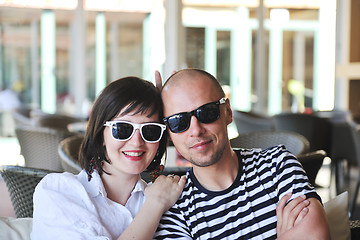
[277,193,310,234]
[117,175,186,240]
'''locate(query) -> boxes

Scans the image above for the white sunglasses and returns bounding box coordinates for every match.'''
[104,120,166,143]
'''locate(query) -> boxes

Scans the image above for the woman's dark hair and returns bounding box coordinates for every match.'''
[79,76,167,181]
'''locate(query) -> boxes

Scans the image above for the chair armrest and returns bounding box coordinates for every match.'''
[297,150,327,164]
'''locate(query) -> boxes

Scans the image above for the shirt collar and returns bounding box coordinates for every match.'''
[77,169,104,198]
[77,169,148,200]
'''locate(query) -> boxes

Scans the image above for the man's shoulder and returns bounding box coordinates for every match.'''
[232,144,287,154]
[233,145,289,163]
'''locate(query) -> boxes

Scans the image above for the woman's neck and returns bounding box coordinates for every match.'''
[101,171,140,206]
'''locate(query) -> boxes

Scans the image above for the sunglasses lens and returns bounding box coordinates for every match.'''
[197,103,220,123]
[165,101,221,133]
[112,122,133,140]
[167,114,190,133]
[142,124,163,142]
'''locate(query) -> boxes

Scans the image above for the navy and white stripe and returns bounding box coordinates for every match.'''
[154,145,320,240]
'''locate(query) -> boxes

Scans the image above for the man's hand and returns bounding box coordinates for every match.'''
[276,194,310,237]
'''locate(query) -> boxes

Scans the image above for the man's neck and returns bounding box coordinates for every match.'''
[192,149,239,191]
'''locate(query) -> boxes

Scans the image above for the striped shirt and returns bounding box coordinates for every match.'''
[154,145,320,240]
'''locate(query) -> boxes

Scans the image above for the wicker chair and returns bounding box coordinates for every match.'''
[230,130,310,156]
[34,113,85,132]
[0,165,55,218]
[273,113,332,188]
[230,130,326,186]
[232,110,275,134]
[346,124,360,217]
[11,107,35,128]
[58,135,83,174]
[15,126,75,172]
[273,113,332,153]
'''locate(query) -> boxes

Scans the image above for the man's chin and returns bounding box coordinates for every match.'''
[188,157,218,168]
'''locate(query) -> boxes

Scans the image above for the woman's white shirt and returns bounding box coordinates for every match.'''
[31,170,148,240]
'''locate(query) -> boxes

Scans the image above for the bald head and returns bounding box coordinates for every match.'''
[162,69,225,98]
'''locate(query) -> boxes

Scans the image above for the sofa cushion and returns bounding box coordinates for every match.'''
[0,217,32,240]
[324,191,351,240]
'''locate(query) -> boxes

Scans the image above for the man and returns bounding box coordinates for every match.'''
[154,69,330,239]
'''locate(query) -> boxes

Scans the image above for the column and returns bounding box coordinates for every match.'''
[314,0,336,111]
[143,0,165,83]
[96,12,106,96]
[163,0,185,80]
[334,0,351,110]
[31,20,40,109]
[110,22,119,81]
[254,0,267,113]
[41,10,56,113]
[230,7,252,111]
[73,0,87,117]
[268,18,284,115]
[204,27,217,76]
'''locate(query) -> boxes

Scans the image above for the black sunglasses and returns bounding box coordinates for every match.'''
[104,121,166,143]
[163,98,226,133]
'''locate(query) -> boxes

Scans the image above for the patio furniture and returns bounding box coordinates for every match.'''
[232,110,274,134]
[58,135,83,174]
[34,113,84,132]
[273,113,332,187]
[230,130,310,156]
[0,165,55,218]
[11,107,35,128]
[230,130,326,186]
[15,126,75,172]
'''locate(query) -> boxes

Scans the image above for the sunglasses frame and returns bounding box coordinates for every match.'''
[104,120,166,143]
[163,97,227,133]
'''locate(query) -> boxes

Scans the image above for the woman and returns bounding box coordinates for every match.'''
[31,77,185,239]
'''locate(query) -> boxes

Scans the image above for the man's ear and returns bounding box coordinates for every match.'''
[225,98,233,125]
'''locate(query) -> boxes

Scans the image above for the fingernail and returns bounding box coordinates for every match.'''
[301,195,306,199]
[303,200,309,204]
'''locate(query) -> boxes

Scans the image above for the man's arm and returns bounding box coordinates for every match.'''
[277,195,330,240]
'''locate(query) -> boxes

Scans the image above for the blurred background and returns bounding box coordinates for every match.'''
[1,0,358,119]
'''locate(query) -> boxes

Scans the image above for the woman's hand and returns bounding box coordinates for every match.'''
[118,175,185,240]
[154,70,177,91]
[276,194,310,237]
[145,174,186,213]
[155,70,163,90]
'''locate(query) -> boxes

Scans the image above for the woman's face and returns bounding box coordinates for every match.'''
[103,107,161,177]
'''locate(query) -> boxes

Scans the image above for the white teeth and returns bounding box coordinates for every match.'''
[123,152,144,157]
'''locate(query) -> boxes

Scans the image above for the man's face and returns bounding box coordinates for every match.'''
[162,74,232,167]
